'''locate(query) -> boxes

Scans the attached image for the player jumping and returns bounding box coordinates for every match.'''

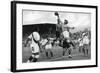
[54,11,75,58]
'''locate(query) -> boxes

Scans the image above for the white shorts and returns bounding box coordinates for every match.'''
[62,31,69,38]
[79,42,83,46]
[45,44,52,50]
[32,54,39,58]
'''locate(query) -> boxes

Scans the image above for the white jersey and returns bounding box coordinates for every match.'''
[45,40,53,50]
[60,22,70,38]
[28,34,40,53]
[78,38,83,46]
[78,36,89,47]
[40,39,48,46]
[45,43,52,50]
[62,25,70,31]
[79,40,83,46]
[83,36,89,45]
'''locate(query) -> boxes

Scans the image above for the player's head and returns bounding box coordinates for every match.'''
[32,32,40,41]
[64,19,68,24]
[54,11,59,16]
[82,32,87,37]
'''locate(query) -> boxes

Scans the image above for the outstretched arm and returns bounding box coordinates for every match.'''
[54,12,62,25]
[24,34,32,47]
[24,38,31,47]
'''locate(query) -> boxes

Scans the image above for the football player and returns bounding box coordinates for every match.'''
[26,31,41,62]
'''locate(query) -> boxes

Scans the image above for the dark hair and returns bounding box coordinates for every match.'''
[54,12,59,16]
[64,19,68,24]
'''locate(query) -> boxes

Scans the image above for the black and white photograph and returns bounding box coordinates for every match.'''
[22,10,91,63]
[11,1,97,72]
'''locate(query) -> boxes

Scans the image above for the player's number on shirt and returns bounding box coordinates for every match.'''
[32,47,34,51]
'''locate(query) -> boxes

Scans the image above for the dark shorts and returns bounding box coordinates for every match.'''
[63,40,70,48]
[32,52,39,55]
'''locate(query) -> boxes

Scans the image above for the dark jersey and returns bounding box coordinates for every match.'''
[63,40,74,48]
